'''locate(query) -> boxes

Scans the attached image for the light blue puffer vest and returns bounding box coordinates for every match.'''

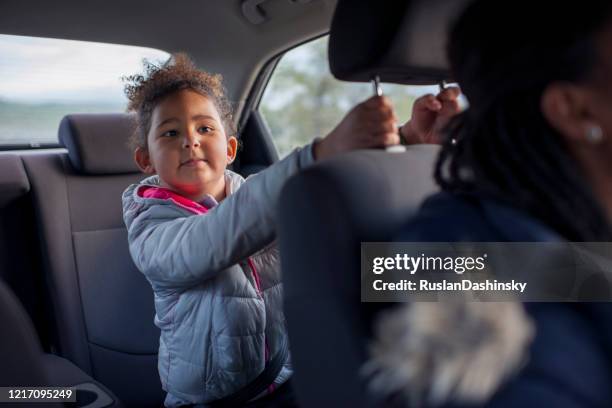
[122,145,314,405]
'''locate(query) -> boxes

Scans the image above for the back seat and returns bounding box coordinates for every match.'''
[0,154,47,336]
[20,114,164,407]
[0,278,119,407]
[0,151,121,405]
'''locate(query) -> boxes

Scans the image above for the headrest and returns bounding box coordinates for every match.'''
[59,113,139,175]
[0,154,30,207]
[328,0,470,85]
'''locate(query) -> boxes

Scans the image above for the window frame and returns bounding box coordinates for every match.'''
[234,33,329,168]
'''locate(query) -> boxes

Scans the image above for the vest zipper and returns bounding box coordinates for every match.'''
[246,258,276,394]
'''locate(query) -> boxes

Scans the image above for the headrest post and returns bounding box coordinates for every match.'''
[369,75,406,154]
[439,80,447,92]
[371,75,383,96]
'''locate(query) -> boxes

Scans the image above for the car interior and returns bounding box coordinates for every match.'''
[0,0,472,407]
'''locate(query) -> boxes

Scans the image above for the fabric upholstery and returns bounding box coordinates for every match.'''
[277,146,440,407]
[22,152,164,407]
[0,280,121,406]
[0,153,49,344]
[329,0,469,84]
[0,280,47,387]
[0,153,30,207]
[59,114,139,175]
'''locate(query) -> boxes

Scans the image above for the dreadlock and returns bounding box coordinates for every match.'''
[436,0,612,241]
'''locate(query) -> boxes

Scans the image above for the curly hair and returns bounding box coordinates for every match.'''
[123,53,236,150]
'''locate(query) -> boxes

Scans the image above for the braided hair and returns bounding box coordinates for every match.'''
[436,0,612,241]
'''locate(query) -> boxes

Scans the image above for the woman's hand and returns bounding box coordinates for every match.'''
[400,86,462,145]
[314,96,399,160]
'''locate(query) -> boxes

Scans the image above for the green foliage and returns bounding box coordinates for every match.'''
[259,37,427,157]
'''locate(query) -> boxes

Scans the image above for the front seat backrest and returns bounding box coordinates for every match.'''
[21,114,164,407]
[279,0,467,403]
[278,147,440,407]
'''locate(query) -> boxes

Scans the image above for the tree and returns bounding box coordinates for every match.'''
[260,37,425,157]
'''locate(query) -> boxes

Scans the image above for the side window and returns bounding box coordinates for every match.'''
[259,36,442,158]
[0,34,170,146]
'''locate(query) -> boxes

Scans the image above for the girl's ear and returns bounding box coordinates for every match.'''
[134,147,155,174]
[226,136,238,164]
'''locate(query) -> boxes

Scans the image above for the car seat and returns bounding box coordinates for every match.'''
[277,0,467,406]
[0,278,120,407]
[21,114,164,407]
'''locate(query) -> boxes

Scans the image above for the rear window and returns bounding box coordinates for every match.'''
[259,36,453,158]
[0,34,170,147]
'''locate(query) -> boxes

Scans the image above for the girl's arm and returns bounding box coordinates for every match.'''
[125,144,314,292]
[126,95,403,291]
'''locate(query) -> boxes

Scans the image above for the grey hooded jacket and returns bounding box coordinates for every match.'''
[122,145,315,406]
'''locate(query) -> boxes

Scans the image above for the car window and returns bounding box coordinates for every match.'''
[0,34,170,147]
[259,36,447,158]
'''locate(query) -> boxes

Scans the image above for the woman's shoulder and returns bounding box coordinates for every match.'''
[487,302,612,407]
[396,192,499,242]
[396,191,562,242]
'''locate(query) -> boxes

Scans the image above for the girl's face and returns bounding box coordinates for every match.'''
[135,89,237,202]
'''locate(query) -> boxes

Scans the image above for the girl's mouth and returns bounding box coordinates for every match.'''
[181,158,207,167]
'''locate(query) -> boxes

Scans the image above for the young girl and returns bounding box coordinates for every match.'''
[122,53,457,407]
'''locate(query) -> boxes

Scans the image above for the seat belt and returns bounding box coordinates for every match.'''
[207,341,289,407]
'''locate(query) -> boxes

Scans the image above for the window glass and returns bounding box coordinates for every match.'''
[0,34,170,146]
[259,36,451,158]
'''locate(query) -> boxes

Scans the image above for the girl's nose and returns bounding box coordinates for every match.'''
[183,132,201,148]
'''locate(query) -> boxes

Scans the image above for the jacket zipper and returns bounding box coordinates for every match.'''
[246,258,276,394]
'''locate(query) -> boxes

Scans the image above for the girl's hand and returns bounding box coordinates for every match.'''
[314,96,399,160]
[399,86,462,145]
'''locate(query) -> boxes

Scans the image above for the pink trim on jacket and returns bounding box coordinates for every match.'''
[139,186,209,214]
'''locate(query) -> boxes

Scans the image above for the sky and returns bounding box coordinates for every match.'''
[0,34,170,104]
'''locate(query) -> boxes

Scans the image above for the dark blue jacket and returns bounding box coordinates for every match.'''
[397,192,612,408]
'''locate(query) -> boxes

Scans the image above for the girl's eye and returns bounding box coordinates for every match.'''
[198,126,213,133]
[162,130,178,137]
